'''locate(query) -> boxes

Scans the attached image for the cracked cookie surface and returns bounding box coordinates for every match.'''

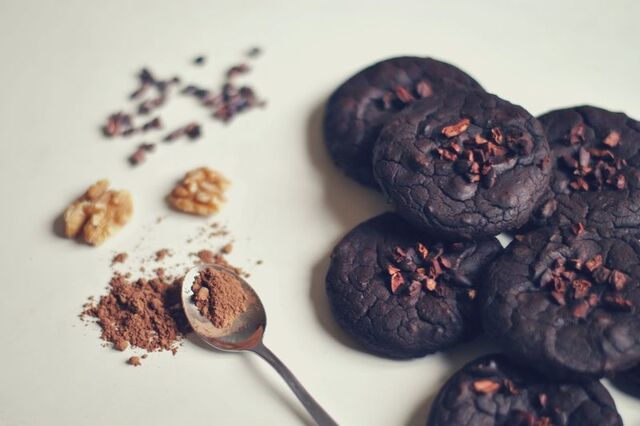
[325,213,501,358]
[529,106,640,233]
[427,354,622,426]
[372,90,551,239]
[483,224,640,380]
[323,56,483,188]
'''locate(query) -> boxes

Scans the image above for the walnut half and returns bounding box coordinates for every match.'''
[167,167,229,216]
[63,179,133,246]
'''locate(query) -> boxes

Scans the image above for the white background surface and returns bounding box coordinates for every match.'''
[1,0,639,425]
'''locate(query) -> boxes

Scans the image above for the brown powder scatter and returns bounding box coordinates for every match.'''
[209,222,230,237]
[256,260,263,265]
[114,339,129,351]
[112,252,128,265]
[191,267,248,328]
[155,248,171,261]
[128,356,141,366]
[196,249,216,264]
[195,249,246,277]
[82,272,190,353]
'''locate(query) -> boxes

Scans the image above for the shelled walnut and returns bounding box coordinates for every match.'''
[167,167,229,216]
[63,179,133,246]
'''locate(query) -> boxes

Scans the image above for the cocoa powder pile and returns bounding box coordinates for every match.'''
[191,267,248,328]
[82,272,190,354]
[82,235,252,365]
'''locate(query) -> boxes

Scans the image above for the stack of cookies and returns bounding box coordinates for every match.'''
[323,56,640,425]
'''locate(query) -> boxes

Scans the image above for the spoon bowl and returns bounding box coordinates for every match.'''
[181,264,338,426]
[181,264,266,351]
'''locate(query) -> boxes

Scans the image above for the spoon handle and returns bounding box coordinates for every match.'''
[252,342,338,426]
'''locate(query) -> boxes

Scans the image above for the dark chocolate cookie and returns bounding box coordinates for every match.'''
[323,56,483,187]
[530,106,640,232]
[611,363,640,397]
[483,224,640,380]
[427,354,622,426]
[372,91,551,239]
[325,213,501,358]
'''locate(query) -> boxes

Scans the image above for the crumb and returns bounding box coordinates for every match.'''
[114,340,129,351]
[128,356,142,366]
[112,252,128,265]
[155,248,171,261]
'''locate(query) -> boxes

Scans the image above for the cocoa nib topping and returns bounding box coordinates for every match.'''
[471,378,519,395]
[384,242,470,297]
[538,253,633,317]
[563,125,627,192]
[510,411,551,426]
[441,118,470,138]
[472,379,501,393]
[435,120,533,188]
[379,80,433,111]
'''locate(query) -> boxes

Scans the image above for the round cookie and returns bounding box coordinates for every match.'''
[483,224,640,380]
[530,106,640,232]
[611,364,640,397]
[372,90,551,239]
[427,354,622,426]
[325,212,501,358]
[323,56,483,188]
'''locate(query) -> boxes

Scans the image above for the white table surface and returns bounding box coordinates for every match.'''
[1,0,639,425]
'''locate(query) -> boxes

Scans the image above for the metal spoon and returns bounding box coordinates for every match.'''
[181,264,338,426]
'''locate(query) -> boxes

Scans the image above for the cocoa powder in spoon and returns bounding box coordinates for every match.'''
[191,267,248,328]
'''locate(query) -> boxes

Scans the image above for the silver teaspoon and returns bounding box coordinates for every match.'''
[181,264,338,426]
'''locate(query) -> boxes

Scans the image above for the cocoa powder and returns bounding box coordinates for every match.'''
[82,272,190,353]
[112,252,128,264]
[191,267,248,328]
[195,249,246,277]
[82,218,254,366]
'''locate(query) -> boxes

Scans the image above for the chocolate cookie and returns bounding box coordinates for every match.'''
[531,106,640,232]
[325,213,501,358]
[323,56,483,187]
[483,224,640,380]
[372,91,551,239]
[427,354,622,426]
[611,364,640,397]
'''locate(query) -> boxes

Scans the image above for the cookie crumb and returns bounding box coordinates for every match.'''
[127,356,141,366]
[112,252,128,265]
[114,339,129,351]
[155,248,171,261]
